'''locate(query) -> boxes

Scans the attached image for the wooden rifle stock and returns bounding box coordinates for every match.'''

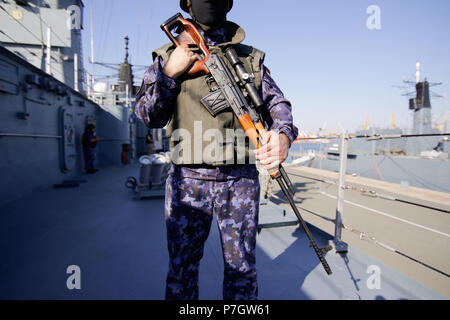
[160,13,210,75]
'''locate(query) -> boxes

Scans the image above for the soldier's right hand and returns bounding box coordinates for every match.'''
[163,44,197,79]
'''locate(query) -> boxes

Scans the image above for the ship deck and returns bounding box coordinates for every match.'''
[0,164,446,300]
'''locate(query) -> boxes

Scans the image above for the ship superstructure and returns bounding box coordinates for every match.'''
[0,0,85,92]
[0,0,147,205]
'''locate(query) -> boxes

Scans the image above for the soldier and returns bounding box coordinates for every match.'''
[135,0,298,300]
[82,124,100,174]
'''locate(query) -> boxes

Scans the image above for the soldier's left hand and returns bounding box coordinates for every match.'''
[254,131,290,170]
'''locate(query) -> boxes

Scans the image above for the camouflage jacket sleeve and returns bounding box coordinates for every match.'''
[134,56,178,128]
[260,65,299,145]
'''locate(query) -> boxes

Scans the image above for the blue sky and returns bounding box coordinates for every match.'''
[82,0,450,133]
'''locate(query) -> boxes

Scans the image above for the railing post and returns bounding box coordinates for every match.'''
[319,129,324,193]
[334,132,349,253]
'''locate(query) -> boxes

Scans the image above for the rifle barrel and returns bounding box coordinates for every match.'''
[279,167,296,196]
[276,176,333,275]
[224,47,296,196]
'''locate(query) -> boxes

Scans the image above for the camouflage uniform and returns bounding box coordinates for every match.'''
[135,26,298,300]
[165,165,259,300]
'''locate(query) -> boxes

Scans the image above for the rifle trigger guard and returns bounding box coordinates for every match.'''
[205,75,218,92]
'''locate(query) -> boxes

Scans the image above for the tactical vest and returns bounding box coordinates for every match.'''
[153,21,265,166]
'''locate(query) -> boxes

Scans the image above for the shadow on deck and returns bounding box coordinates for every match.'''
[0,165,444,300]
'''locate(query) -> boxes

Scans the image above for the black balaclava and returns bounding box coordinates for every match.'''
[188,0,230,30]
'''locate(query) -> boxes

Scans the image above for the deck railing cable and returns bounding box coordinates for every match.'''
[266,131,450,278]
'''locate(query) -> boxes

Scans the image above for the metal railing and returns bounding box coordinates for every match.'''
[266,131,450,278]
[0,132,62,139]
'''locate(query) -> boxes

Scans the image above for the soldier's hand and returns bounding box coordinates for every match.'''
[254,131,290,170]
[163,44,197,79]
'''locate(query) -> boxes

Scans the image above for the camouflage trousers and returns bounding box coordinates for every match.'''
[164,164,260,300]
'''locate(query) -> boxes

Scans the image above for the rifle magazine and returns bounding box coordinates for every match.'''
[200,90,230,117]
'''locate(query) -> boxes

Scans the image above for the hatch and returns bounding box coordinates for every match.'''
[60,107,77,172]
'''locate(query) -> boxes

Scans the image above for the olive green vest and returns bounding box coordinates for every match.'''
[153,21,265,166]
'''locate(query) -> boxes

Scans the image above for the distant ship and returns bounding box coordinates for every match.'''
[294,62,449,193]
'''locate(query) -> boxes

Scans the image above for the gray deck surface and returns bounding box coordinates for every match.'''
[0,165,445,300]
[273,166,450,298]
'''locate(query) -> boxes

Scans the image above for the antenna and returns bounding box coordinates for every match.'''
[415,61,420,84]
[397,62,444,99]
[90,0,95,64]
[125,35,129,63]
[74,53,79,91]
[46,26,51,74]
